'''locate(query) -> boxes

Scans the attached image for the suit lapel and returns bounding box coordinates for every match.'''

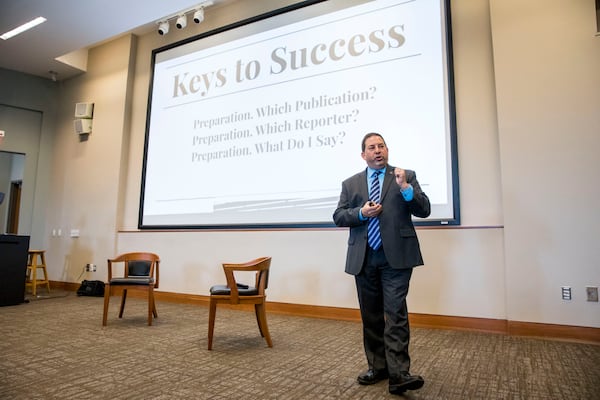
[359,168,369,201]
[380,164,395,201]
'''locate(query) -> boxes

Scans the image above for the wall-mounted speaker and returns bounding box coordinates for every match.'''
[74,102,94,118]
[74,119,93,134]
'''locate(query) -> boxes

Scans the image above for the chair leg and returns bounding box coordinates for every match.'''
[208,299,217,350]
[152,296,158,318]
[102,286,111,326]
[42,267,51,294]
[254,305,265,337]
[43,268,51,294]
[40,253,50,294]
[119,289,128,318]
[147,289,154,326]
[255,303,273,347]
[31,260,37,297]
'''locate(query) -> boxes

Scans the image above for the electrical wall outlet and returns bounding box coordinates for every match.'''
[561,286,571,300]
[85,263,96,272]
[586,286,598,302]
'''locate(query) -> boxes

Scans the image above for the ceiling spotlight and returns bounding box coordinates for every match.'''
[157,20,170,35]
[176,14,187,29]
[193,8,205,24]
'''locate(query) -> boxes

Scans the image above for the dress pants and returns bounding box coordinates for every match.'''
[355,247,413,374]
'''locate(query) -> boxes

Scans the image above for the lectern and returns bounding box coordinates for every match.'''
[0,234,30,306]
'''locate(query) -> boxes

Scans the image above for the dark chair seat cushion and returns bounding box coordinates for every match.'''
[110,277,154,285]
[210,284,258,296]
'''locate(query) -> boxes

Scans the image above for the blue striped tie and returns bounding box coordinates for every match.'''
[368,171,382,250]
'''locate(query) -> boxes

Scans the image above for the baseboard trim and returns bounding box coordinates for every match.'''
[507,320,600,344]
[53,281,599,344]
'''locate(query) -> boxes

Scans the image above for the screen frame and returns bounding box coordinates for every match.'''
[138,0,460,230]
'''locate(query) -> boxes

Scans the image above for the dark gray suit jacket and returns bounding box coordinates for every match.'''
[333,165,431,275]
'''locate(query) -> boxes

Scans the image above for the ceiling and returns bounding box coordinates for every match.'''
[0,0,232,81]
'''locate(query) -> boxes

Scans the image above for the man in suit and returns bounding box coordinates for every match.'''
[333,132,431,395]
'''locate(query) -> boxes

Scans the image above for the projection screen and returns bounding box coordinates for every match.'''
[139,0,459,229]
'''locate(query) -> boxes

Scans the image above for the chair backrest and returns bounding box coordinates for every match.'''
[128,261,151,276]
[107,252,160,288]
[222,256,271,301]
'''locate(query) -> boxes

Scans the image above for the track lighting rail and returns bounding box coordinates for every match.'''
[156,1,213,35]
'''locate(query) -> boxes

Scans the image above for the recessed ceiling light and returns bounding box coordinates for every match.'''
[0,16,47,40]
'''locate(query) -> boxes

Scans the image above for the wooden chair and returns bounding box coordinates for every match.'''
[102,252,160,326]
[208,256,272,350]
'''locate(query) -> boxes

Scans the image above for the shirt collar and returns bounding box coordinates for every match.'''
[367,166,386,177]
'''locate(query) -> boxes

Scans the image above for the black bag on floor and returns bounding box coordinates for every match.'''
[77,280,105,297]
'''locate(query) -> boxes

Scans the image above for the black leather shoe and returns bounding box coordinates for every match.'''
[357,369,389,385]
[389,372,424,394]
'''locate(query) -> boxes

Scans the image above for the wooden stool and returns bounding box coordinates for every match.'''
[26,250,51,296]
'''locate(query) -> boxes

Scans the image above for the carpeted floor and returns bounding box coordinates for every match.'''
[1,292,599,399]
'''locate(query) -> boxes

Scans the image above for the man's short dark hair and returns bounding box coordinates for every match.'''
[361,132,386,152]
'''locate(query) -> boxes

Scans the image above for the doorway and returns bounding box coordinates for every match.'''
[0,151,25,234]
[6,180,22,233]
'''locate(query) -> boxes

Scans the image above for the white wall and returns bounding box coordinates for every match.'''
[2,0,598,328]
[490,0,600,326]
[42,35,137,281]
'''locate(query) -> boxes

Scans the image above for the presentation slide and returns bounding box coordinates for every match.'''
[140,0,458,228]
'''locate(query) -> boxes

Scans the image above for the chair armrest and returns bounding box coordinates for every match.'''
[106,259,114,281]
[155,260,160,289]
[222,266,240,302]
